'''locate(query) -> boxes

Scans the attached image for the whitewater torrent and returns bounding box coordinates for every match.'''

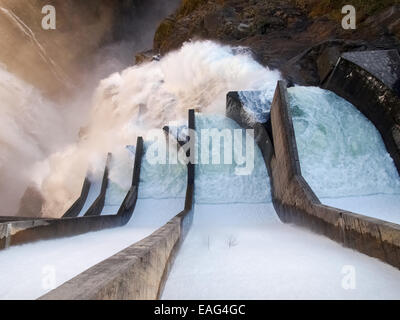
[227,86,400,223]
[288,86,400,223]
[38,40,281,217]
[2,35,400,299]
[0,40,281,298]
[161,113,400,300]
[102,140,188,214]
[288,86,400,198]
[195,114,271,204]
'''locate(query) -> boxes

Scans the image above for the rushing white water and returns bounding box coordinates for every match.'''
[288,86,400,198]
[236,86,400,222]
[287,87,400,222]
[195,114,271,204]
[238,91,273,123]
[38,40,281,217]
[103,140,187,212]
[4,31,400,300]
[162,92,400,299]
[78,177,102,217]
[103,147,135,210]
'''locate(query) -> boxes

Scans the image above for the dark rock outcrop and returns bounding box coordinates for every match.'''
[153,0,400,86]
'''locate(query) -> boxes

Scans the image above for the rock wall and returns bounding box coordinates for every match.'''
[0,0,115,97]
[0,0,180,98]
[153,1,400,86]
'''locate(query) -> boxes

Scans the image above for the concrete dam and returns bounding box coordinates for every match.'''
[0,40,400,300]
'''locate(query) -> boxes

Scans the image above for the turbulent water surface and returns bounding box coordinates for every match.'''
[195,114,271,204]
[288,86,400,223]
[37,40,280,217]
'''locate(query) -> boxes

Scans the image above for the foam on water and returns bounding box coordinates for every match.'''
[104,141,187,208]
[237,91,273,123]
[103,147,135,208]
[78,177,102,216]
[287,86,400,199]
[194,114,271,204]
[162,87,400,299]
[162,203,400,299]
[140,141,187,199]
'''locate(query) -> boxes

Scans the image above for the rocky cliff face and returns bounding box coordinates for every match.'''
[0,0,180,98]
[0,0,116,97]
[153,0,400,85]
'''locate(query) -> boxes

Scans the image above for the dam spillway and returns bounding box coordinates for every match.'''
[1,83,400,300]
[0,39,399,300]
[0,138,187,299]
[161,111,400,300]
[288,86,400,224]
[0,199,183,299]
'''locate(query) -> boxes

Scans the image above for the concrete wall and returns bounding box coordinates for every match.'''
[84,153,112,217]
[227,81,400,270]
[61,177,91,218]
[324,56,400,175]
[63,152,112,218]
[40,110,196,300]
[0,137,144,250]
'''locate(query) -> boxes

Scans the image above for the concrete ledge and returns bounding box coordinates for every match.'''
[62,177,91,218]
[226,81,400,269]
[84,153,112,217]
[0,137,144,250]
[40,110,196,300]
[39,215,183,299]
